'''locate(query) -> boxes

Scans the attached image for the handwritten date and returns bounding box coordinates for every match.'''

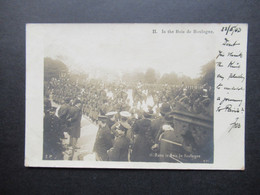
[221,25,241,36]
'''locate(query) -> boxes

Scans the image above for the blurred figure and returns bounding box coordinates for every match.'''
[43,107,64,160]
[93,115,114,161]
[105,111,117,129]
[58,97,71,137]
[157,121,183,163]
[131,118,152,162]
[67,99,82,150]
[151,103,172,144]
[107,123,130,161]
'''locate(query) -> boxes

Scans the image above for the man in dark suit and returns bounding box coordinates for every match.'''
[131,118,152,162]
[105,111,117,129]
[93,115,114,161]
[151,103,172,146]
[67,99,82,149]
[43,107,64,160]
[150,103,172,162]
[158,123,183,163]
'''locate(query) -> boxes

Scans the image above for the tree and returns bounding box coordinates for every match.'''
[122,72,145,83]
[144,68,157,84]
[44,57,68,81]
[199,60,215,87]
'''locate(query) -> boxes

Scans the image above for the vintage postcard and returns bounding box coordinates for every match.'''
[25,23,247,169]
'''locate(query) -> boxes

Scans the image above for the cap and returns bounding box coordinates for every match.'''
[105,111,117,117]
[120,111,131,118]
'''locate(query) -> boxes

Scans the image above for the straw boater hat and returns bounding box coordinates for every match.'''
[120,111,131,118]
[105,111,117,118]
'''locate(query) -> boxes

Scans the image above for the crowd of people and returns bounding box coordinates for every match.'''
[43,75,214,162]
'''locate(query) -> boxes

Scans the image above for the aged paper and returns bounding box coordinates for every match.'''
[25,24,247,169]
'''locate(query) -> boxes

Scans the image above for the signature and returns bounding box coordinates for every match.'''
[216,104,240,113]
[228,117,241,133]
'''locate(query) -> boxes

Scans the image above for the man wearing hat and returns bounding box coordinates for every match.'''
[150,103,173,161]
[107,123,130,161]
[67,99,82,151]
[58,97,71,135]
[131,117,153,162]
[131,109,155,161]
[111,111,132,138]
[156,116,184,163]
[43,107,64,160]
[93,115,113,161]
[105,111,117,129]
[150,103,172,143]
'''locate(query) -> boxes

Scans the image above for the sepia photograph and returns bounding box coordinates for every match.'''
[25,24,247,169]
[2,0,257,193]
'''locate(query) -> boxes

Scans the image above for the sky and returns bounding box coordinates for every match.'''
[44,24,216,79]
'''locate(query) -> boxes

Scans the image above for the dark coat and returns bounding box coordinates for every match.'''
[133,119,153,145]
[58,103,70,121]
[159,130,183,163]
[131,119,153,162]
[93,125,113,161]
[67,105,82,138]
[44,98,52,112]
[150,117,164,143]
[108,136,129,161]
[43,112,63,159]
[131,134,151,162]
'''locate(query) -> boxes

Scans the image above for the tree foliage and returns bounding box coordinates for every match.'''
[44,57,68,81]
[122,72,145,83]
[199,60,215,87]
[144,68,157,83]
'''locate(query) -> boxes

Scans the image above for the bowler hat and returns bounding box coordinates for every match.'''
[160,103,172,114]
[143,110,153,118]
